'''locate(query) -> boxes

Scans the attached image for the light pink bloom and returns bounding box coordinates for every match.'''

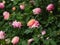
[33,8,41,15]
[20,4,25,10]
[12,20,22,28]
[46,4,54,11]
[41,30,46,35]
[0,31,6,39]
[3,1,6,4]
[11,36,19,45]
[3,11,10,20]
[5,38,11,44]
[11,0,14,1]
[0,2,5,9]
[28,38,34,45]
[27,19,40,28]
[46,37,49,40]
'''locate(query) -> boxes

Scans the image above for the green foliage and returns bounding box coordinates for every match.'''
[0,0,60,45]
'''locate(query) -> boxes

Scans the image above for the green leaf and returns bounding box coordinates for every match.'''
[43,40,50,45]
[50,39,56,45]
[24,29,33,34]
[22,41,27,45]
[13,0,19,5]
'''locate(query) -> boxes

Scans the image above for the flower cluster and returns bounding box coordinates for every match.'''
[0,1,54,28]
[0,0,59,45]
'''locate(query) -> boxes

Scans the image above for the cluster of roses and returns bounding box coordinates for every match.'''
[0,1,54,45]
[0,2,54,28]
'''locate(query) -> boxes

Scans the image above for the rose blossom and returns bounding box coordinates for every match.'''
[41,30,46,35]
[27,19,40,28]
[0,31,6,39]
[46,4,54,11]
[20,4,25,10]
[3,1,6,4]
[12,20,22,28]
[28,38,34,45]
[0,2,5,9]
[46,37,49,40]
[11,36,19,45]
[12,7,16,11]
[33,8,41,15]
[5,38,11,44]
[3,11,10,20]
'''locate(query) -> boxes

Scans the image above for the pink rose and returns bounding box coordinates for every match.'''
[3,11,10,20]
[46,4,54,11]
[11,36,19,45]
[33,8,42,15]
[0,31,6,39]
[12,20,22,28]
[41,30,46,35]
[27,19,40,28]
[20,4,25,10]
[0,2,5,9]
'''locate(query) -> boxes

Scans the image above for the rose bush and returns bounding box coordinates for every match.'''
[0,0,60,45]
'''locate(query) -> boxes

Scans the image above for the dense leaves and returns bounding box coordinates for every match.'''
[0,0,60,45]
